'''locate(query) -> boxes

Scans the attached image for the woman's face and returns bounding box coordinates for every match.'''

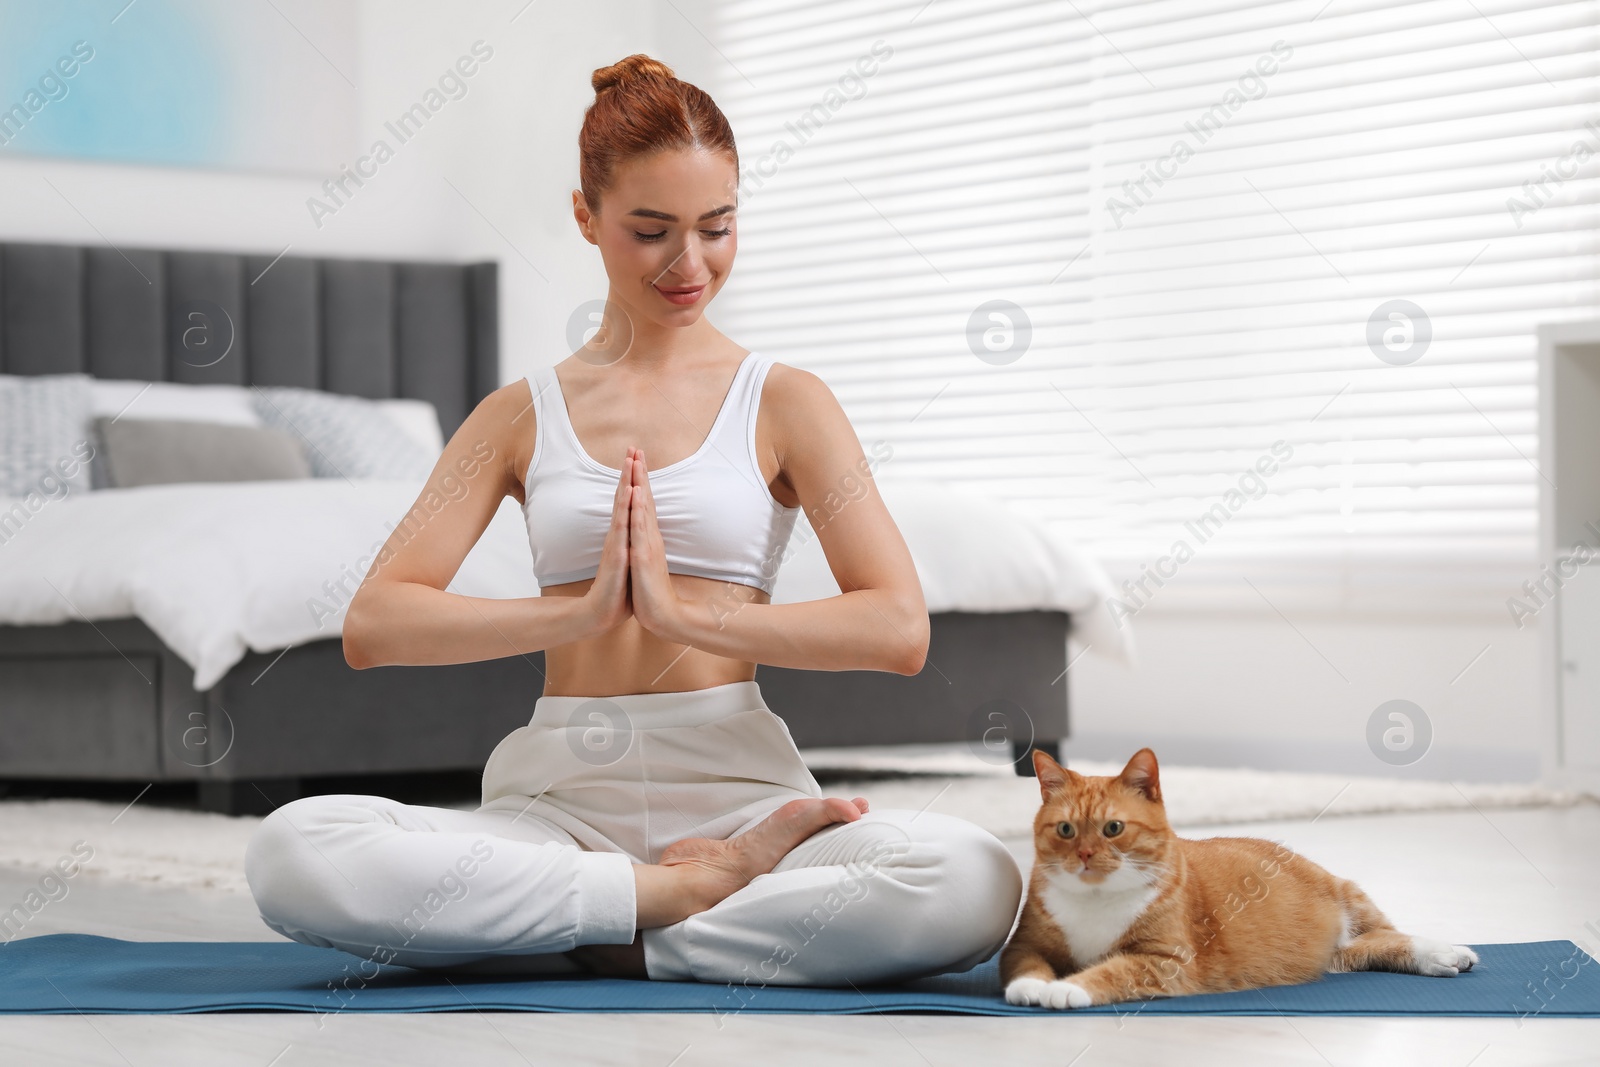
[577,146,739,326]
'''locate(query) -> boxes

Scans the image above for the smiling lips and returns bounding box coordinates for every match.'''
[654,282,706,305]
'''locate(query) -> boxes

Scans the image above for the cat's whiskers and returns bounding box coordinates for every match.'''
[1121,855,1168,888]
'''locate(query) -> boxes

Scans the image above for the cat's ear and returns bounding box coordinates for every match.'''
[1032,747,1078,796]
[1118,748,1162,803]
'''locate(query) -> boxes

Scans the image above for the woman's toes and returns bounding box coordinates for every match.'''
[821,796,866,822]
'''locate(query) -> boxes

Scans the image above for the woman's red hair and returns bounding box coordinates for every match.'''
[579,54,739,214]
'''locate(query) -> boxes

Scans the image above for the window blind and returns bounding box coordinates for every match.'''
[708,0,1600,613]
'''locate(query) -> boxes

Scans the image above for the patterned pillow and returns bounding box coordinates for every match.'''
[0,373,95,499]
[250,386,434,480]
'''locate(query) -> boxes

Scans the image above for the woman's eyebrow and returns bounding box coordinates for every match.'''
[626,204,736,222]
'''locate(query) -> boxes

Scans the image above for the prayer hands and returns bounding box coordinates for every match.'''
[581,446,687,641]
[582,449,636,633]
[626,449,686,641]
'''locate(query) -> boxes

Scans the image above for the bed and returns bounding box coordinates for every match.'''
[0,239,1120,814]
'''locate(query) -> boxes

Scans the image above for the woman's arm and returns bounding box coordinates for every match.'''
[632,365,930,675]
[342,381,612,669]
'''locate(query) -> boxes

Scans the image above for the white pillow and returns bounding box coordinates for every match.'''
[373,398,445,456]
[251,386,435,480]
[0,373,95,500]
[89,379,261,427]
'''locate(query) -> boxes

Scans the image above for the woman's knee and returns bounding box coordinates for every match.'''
[905,812,1025,963]
[244,794,358,924]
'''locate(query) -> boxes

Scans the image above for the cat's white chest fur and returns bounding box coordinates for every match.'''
[1036,868,1161,965]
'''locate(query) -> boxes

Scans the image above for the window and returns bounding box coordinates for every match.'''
[709,0,1600,613]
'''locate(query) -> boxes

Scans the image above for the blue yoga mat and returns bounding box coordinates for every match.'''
[2,935,1596,1016]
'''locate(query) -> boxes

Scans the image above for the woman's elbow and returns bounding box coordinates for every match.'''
[894,646,927,676]
[342,590,375,670]
[889,602,931,676]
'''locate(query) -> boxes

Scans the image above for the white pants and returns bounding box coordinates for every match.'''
[244,680,1025,986]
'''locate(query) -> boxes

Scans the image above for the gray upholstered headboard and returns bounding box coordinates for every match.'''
[0,241,498,437]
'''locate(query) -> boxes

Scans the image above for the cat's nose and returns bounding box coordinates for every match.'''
[1077,847,1095,863]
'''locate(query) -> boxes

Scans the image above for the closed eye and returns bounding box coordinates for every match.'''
[633,228,732,242]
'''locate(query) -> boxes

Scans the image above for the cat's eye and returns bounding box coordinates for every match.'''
[1056,821,1075,839]
[1103,820,1125,837]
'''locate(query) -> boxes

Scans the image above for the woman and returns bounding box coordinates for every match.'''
[244,54,1022,987]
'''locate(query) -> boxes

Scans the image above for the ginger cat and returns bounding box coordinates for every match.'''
[1001,747,1479,1010]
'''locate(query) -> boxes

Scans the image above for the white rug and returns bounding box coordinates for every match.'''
[0,746,1592,896]
[805,744,1597,841]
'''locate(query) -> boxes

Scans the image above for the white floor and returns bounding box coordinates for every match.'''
[1,806,1597,1066]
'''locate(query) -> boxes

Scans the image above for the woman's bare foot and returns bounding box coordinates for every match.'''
[565,796,868,979]
[660,795,868,912]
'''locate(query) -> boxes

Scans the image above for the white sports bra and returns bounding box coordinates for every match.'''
[520,352,801,594]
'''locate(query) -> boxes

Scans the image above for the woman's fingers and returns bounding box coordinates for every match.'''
[623,451,681,638]
[628,454,641,538]
[610,448,636,553]
[629,451,657,543]
[628,458,655,570]
[585,448,634,628]
[612,448,633,528]
[634,450,655,512]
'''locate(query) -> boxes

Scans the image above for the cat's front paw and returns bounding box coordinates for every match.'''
[1005,977,1093,1009]
[1411,938,1480,977]
[1004,977,1050,1006]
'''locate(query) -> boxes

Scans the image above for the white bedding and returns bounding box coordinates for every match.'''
[0,476,1127,691]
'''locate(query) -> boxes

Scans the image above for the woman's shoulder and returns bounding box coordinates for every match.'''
[478,374,540,420]
[760,358,839,409]
[757,360,855,467]
[457,377,542,489]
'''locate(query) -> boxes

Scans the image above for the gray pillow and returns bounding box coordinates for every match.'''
[250,386,434,480]
[94,417,312,488]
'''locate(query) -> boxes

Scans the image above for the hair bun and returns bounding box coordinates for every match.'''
[592,54,676,95]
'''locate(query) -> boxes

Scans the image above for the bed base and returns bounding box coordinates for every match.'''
[0,611,1069,814]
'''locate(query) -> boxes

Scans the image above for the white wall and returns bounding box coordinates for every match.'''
[0,0,667,387]
[1068,607,1542,783]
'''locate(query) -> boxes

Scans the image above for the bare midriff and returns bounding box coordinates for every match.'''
[537,573,770,697]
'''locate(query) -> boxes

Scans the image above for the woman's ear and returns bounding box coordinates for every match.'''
[572,190,598,245]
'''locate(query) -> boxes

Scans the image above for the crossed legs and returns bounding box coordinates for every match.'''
[244,792,1023,986]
